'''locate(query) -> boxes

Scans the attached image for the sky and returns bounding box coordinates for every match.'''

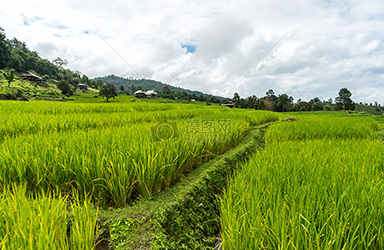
[1,0,384,103]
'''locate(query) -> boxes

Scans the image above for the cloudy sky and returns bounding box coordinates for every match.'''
[1,0,384,102]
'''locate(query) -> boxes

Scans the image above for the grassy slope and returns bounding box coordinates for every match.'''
[0,70,98,100]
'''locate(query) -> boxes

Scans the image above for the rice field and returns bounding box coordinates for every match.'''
[0,185,98,249]
[0,99,279,248]
[0,101,279,206]
[220,114,384,249]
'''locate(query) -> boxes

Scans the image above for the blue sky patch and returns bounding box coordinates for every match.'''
[181,43,196,53]
[22,14,42,26]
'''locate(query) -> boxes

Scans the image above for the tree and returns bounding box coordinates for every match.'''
[53,57,68,68]
[2,68,16,88]
[56,80,73,96]
[266,89,277,102]
[335,87,354,110]
[130,85,138,95]
[82,75,90,85]
[232,92,240,103]
[0,27,11,69]
[310,97,323,111]
[160,85,171,95]
[99,83,117,102]
[274,94,293,112]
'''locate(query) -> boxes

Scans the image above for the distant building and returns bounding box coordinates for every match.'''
[145,90,157,98]
[76,84,88,90]
[21,72,42,82]
[220,101,236,108]
[134,90,157,98]
[134,90,147,98]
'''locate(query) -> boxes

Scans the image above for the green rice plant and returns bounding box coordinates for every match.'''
[265,116,378,143]
[0,101,278,141]
[221,139,384,249]
[0,185,98,249]
[220,113,384,249]
[70,194,99,249]
[0,120,246,206]
[0,100,279,207]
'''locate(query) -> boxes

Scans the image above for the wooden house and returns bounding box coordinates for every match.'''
[21,72,42,82]
[134,90,157,98]
[77,84,88,90]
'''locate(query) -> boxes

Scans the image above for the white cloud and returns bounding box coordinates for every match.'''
[1,0,384,103]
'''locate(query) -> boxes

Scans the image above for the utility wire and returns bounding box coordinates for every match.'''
[230,33,287,93]
[98,34,144,79]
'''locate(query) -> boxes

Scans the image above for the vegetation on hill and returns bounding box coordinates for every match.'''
[97,74,222,103]
[0,27,101,100]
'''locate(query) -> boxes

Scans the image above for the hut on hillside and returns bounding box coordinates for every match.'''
[21,72,42,82]
[76,84,88,90]
[145,90,157,98]
[134,90,157,98]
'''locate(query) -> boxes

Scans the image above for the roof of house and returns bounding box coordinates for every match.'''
[134,90,146,94]
[146,90,157,95]
[21,72,42,80]
[221,101,235,105]
[134,90,157,95]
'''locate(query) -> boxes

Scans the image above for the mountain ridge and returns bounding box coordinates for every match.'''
[96,74,223,99]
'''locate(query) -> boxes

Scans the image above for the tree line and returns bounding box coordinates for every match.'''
[225,87,356,112]
[122,84,356,112]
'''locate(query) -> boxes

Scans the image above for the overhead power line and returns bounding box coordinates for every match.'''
[98,34,144,79]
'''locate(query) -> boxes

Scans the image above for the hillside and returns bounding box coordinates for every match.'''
[0,27,103,99]
[0,70,60,100]
[0,70,99,100]
[97,74,223,99]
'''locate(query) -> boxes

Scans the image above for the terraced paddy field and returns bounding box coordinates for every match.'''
[0,99,279,249]
[3,100,382,249]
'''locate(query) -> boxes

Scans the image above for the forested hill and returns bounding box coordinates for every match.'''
[0,27,100,90]
[97,74,222,99]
